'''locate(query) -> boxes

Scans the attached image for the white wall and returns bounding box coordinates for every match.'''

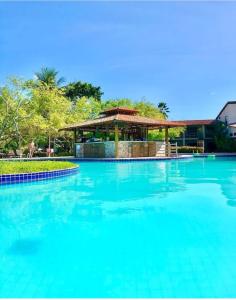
[217,103,236,137]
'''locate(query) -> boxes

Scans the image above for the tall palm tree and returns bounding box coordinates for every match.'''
[158,102,170,119]
[35,67,65,87]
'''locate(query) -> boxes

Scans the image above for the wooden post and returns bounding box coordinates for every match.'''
[202,124,205,139]
[48,135,51,157]
[165,126,169,157]
[105,126,110,141]
[183,130,186,146]
[114,124,119,158]
[73,129,77,157]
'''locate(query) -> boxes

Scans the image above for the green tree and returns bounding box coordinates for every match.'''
[64,81,103,102]
[102,98,133,110]
[68,97,102,124]
[0,76,103,153]
[213,121,236,152]
[26,84,71,150]
[134,101,164,119]
[0,71,182,153]
[34,67,65,87]
[148,127,185,141]
[102,98,164,119]
[0,78,30,150]
[158,102,170,119]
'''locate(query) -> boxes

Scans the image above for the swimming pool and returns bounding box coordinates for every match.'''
[1,157,236,297]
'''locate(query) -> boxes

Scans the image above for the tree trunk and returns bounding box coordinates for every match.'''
[48,135,51,157]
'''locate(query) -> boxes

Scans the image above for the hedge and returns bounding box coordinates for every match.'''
[177,146,204,153]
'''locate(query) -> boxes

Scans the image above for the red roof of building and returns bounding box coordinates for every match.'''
[174,119,215,126]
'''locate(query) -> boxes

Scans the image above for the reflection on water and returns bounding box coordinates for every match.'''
[7,238,41,256]
[227,200,236,207]
[0,160,186,227]
[1,158,236,297]
[1,158,236,229]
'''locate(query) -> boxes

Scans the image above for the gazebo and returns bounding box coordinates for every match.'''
[61,107,185,158]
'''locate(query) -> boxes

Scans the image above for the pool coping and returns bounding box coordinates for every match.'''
[1,153,236,163]
[51,153,236,162]
[0,166,79,185]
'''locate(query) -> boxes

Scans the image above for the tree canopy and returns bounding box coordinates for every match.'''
[102,98,164,119]
[157,102,170,119]
[34,67,65,87]
[64,81,103,102]
[0,68,182,153]
[0,78,30,150]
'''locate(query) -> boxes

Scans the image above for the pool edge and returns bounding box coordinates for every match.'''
[0,166,79,185]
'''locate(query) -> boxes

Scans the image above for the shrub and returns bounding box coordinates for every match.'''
[178,146,204,153]
[55,151,73,157]
[213,121,236,152]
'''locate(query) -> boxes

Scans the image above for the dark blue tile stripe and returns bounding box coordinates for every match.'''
[66,157,191,163]
[0,167,79,185]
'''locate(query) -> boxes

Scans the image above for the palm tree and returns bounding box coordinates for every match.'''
[35,67,65,87]
[158,102,170,119]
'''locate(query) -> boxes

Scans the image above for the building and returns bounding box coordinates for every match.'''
[169,101,236,151]
[171,119,216,152]
[61,107,185,158]
[216,101,236,137]
[61,101,236,157]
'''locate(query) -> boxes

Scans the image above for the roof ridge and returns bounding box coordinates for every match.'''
[216,101,236,119]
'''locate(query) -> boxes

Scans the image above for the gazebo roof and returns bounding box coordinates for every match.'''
[61,107,186,131]
[101,107,139,116]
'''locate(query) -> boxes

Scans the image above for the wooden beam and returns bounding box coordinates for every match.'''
[165,126,169,157]
[114,124,119,158]
[73,129,77,157]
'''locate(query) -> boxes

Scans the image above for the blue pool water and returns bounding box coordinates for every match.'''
[1,157,236,297]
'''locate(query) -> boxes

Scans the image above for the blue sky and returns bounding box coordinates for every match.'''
[1,1,236,120]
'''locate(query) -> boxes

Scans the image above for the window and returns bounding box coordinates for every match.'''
[185,126,198,138]
[205,125,214,138]
[225,116,228,125]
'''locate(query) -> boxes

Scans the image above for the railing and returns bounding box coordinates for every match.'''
[197,140,205,153]
[169,142,178,157]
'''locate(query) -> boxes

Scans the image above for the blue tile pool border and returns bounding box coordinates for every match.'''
[0,166,79,185]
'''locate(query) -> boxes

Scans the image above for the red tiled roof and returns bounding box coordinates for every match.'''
[115,114,186,126]
[61,105,216,132]
[101,107,138,116]
[61,114,186,131]
[174,119,215,126]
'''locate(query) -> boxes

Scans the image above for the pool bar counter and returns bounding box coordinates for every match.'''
[75,141,169,158]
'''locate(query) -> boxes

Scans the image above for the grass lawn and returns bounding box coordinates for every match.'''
[0,161,77,175]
